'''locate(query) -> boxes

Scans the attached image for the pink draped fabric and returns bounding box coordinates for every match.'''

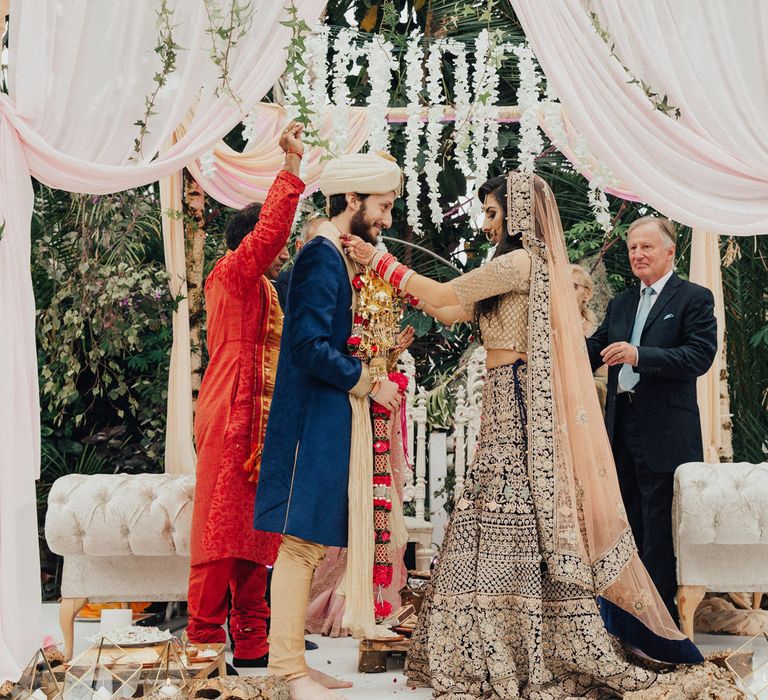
[513,0,768,234]
[536,104,640,202]
[0,0,325,682]
[183,104,370,208]
[690,230,728,463]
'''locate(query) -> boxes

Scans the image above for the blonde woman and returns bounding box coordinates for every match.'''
[572,263,608,413]
[571,263,597,334]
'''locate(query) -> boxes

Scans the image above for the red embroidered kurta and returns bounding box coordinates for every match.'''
[190,170,305,566]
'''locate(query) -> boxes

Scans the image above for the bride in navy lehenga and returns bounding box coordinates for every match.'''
[343,172,741,699]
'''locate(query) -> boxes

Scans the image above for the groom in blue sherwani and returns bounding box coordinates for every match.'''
[587,216,717,622]
[254,153,404,700]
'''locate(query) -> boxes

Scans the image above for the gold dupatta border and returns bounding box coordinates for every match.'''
[511,171,596,589]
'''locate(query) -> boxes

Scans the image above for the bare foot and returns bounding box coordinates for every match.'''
[288,675,345,699]
[308,667,353,688]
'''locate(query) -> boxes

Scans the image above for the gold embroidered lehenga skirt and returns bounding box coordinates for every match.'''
[405,362,658,699]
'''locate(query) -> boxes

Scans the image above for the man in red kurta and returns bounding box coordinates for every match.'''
[187,122,305,665]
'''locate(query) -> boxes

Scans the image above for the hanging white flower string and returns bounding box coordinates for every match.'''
[240,110,260,146]
[470,30,503,212]
[366,38,396,152]
[539,97,624,207]
[424,40,446,228]
[513,43,543,174]
[403,30,424,237]
[199,149,217,179]
[537,85,615,234]
[331,29,360,152]
[470,29,489,183]
[588,181,613,236]
[307,25,330,128]
[445,40,472,183]
[544,71,558,103]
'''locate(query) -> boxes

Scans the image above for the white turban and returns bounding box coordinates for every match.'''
[319,152,403,197]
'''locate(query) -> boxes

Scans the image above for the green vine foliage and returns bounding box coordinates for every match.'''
[203,0,255,104]
[586,2,681,119]
[133,0,256,158]
[280,1,333,153]
[133,0,184,158]
[722,236,768,462]
[33,184,182,599]
[33,185,177,468]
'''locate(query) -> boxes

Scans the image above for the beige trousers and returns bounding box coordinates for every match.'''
[267,535,327,680]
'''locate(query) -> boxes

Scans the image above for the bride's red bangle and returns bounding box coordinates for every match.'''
[286,149,303,159]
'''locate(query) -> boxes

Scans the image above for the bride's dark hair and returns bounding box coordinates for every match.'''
[474,175,524,324]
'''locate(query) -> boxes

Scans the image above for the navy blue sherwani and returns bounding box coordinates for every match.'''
[254,237,364,546]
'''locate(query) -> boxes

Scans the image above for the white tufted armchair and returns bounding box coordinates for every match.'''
[673,461,768,639]
[45,473,195,658]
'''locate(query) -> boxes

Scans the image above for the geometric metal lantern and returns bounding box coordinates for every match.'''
[726,632,768,700]
[62,639,141,700]
[11,648,63,700]
[142,641,188,699]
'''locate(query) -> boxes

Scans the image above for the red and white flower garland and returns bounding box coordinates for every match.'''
[346,268,411,621]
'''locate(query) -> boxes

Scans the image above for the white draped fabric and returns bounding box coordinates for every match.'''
[160,166,196,476]
[513,0,768,234]
[689,231,728,463]
[0,0,325,681]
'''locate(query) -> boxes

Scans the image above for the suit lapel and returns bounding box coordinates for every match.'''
[641,273,681,339]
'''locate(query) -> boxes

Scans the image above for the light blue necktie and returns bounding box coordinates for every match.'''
[618,286,656,392]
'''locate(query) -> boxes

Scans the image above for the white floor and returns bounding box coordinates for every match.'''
[43,602,761,699]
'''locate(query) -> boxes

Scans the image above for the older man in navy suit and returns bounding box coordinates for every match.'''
[587,216,717,621]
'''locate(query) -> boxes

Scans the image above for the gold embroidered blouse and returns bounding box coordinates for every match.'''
[450,249,532,352]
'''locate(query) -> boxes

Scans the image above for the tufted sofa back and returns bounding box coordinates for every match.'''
[46,474,195,558]
[674,462,768,546]
[673,461,768,592]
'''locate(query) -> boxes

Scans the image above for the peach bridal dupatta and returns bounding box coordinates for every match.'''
[516,171,698,660]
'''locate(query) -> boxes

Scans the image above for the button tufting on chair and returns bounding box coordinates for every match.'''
[673,461,768,640]
[45,473,197,659]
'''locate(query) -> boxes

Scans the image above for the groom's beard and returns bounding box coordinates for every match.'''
[349,206,379,245]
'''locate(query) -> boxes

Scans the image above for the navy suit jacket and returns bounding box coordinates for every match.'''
[254,238,362,546]
[586,273,717,473]
[273,268,291,311]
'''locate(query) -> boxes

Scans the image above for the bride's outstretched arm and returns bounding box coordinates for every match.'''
[421,302,472,326]
[341,234,461,306]
[341,233,529,313]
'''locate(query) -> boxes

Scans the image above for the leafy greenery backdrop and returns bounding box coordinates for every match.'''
[12,0,766,596]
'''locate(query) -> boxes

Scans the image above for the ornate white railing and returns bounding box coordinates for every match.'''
[397,353,432,568]
[398,347,486,555]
